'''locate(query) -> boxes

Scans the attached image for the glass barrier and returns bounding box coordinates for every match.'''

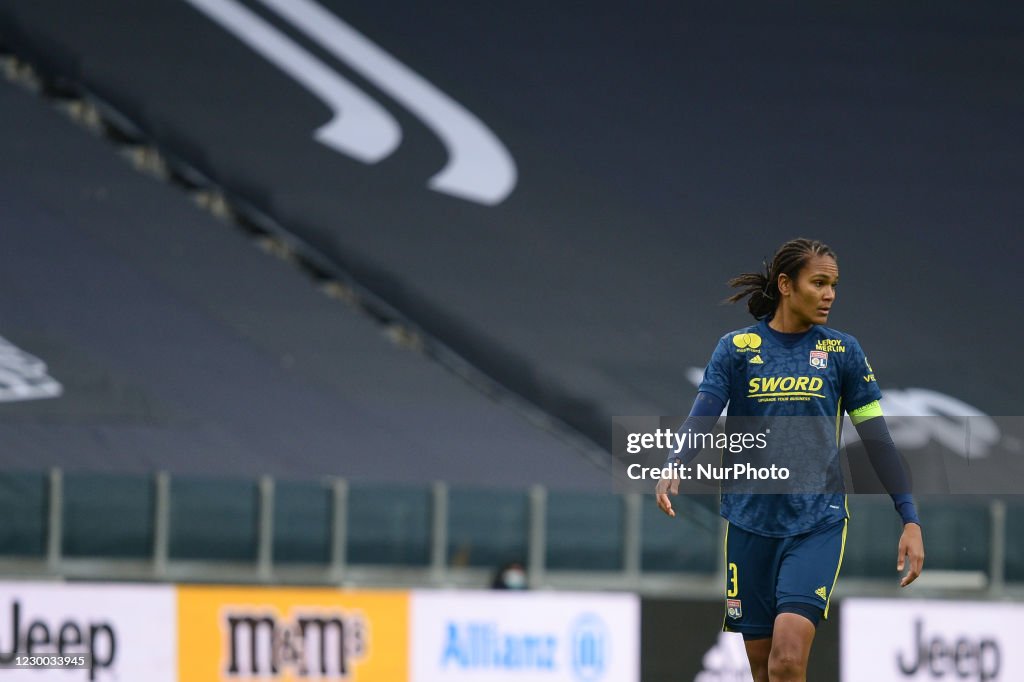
[273,479,332,564]
[169,476,258,561]
[641,494,718,573]
[1006,498,1024,583]
[63,472,153,559]
[0,472,46,557]
[347,483,430,566]
[916,497,991,572]
[0,470,1020,587]
[447,486,527,568]
[547,491,623,571]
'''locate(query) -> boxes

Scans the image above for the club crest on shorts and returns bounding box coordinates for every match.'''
[809,350,828,369]
[726,599,743,619]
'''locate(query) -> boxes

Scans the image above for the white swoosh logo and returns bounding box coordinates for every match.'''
[184,0,399,163]
[185,0,517,205]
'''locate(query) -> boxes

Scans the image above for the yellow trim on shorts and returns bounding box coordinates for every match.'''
[824,518,848,619]
[721,522,730,631]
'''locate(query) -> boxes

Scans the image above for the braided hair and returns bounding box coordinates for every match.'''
[726,238,837,319]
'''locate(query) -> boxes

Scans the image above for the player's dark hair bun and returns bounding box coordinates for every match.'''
[725,238,836,320]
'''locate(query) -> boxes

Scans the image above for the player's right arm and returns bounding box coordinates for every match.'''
[656,391,725,516]
[658,337,732,517]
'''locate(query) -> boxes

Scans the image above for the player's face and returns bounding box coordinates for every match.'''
[783,255,839,328]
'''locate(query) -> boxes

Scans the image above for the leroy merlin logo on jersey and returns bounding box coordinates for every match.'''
[815,339,846,353]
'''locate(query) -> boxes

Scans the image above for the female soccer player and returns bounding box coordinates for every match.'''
[656,238,924,682]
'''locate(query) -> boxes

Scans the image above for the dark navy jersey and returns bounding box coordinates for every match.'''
[698,318,882,537]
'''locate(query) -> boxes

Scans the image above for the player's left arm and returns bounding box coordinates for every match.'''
[843,339,925,587]
[850,403,925,587]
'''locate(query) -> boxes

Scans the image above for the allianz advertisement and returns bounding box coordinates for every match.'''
[842,599,1022,682]
[411,591,639,682]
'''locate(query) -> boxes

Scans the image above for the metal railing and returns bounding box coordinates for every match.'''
[0,468,1019,599]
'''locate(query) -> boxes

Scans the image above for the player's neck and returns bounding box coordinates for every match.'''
[768,311,813,334]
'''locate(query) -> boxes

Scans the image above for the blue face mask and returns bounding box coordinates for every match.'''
[502,568,527,590]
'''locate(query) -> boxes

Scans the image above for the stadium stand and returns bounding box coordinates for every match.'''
[2,0,1022,448]
[0,81,606,487]
[1,0,1022,596]
[0,77,656,576]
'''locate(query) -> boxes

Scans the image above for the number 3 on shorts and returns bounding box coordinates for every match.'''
[727,562,739,597]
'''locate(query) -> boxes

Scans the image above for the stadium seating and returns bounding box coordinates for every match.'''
[1,1,1022,597]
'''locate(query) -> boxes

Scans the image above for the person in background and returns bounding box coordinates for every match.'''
[491,560,528,590]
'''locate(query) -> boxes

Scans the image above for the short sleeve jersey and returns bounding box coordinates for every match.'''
[698,318,882,537]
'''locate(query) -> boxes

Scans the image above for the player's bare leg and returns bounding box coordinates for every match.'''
[766,613,815,681]
[743,636,771,682]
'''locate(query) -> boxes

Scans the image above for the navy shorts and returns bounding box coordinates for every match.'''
[722,518,847,639]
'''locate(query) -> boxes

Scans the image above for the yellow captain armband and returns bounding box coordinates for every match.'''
[849,400,883,425]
